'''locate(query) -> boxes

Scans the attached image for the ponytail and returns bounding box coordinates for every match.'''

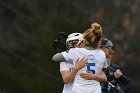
[83,22,102,48]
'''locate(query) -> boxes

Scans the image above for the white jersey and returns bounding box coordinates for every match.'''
[62,48,108,93]
[60,61,74,93]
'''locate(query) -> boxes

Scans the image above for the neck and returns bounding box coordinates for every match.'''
[107,58,111,66]
[84,46,94,50]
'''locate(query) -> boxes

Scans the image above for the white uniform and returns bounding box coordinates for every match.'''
[62,48,108,93]
[60,61,74,93]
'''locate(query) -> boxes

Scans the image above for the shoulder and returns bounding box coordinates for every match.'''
[70,48,84,51]
[95,49,106,57]
[67,48,85,53]
[110,64,120,70]
[60,62,67,65]
[95,49,104,53]
[110,64,126,72]
[60,61,73,65]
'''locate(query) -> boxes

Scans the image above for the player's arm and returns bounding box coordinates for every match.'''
[80,70,107,82]
[52,48,74,62]
[61,58,87,84]
[106,64,123,81]
[94,71,107,82]
[52,53,66,62]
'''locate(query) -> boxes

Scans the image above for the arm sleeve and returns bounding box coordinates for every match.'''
[52,53,66,62]
[60,62,70,72]
[107,73,115,81]
[106,67,115,81]
[61,48,76,62]
[62,51,73,61]
[52,49,74,62]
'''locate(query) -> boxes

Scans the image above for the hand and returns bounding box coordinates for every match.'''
[114,69,122,78]
[80,71,96,80]
[73,57,88,71]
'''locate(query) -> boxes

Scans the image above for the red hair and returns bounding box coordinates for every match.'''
[83,23,102,48]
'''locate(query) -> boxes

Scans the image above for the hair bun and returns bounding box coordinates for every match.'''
[83,22,102,48]
[91,23,102,33]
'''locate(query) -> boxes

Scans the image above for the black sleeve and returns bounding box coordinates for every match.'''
[106,67,115,81]
[110,64,131,83]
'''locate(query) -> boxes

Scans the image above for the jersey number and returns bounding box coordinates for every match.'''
[87,63,95,74]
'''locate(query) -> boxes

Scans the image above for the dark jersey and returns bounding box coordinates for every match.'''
[101,64,131,93]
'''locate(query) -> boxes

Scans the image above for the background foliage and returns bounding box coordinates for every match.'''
[0,0,139,93]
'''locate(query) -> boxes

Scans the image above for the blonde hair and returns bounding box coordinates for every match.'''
[83,23,102,48]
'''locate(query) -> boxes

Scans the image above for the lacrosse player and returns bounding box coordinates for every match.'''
[101,38,131,93]
[52,23,108,93]
[53,32,88,93]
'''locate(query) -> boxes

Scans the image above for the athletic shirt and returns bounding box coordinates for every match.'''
[60,61,74,93]
[62,48,108,93]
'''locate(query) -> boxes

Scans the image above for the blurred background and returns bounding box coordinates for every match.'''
[0,0,139,93]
